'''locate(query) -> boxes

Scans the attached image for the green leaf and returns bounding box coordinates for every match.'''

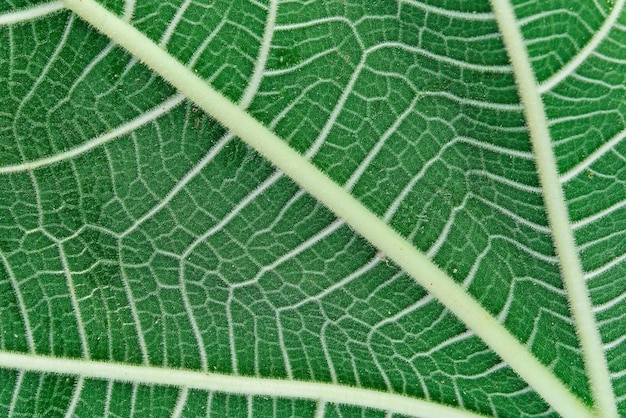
[0,0,624,417]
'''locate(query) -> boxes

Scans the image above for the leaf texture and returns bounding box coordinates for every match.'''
[0,0,624,417]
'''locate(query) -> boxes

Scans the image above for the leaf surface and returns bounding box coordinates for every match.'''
[0,0,624,417]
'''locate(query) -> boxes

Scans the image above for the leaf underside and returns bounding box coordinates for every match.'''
[0,0,624,417]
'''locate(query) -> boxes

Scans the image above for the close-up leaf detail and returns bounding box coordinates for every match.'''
[0,0,624,417]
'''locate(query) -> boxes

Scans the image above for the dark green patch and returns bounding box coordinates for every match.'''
[272,47,301,70]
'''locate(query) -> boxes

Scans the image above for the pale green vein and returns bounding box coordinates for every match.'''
[240,0,277,108]
[0,95,185,174]
[400,0,495,21]
[0,1,63,25]
[57,242,91,360]
[61,1,596,417]
[173,387,188,417]
[490,0,618,417]
[539,0,625,93]
[0,253,35,353]
[561,127,626,183]
[66,376,84,417]
[0,351,487,418]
